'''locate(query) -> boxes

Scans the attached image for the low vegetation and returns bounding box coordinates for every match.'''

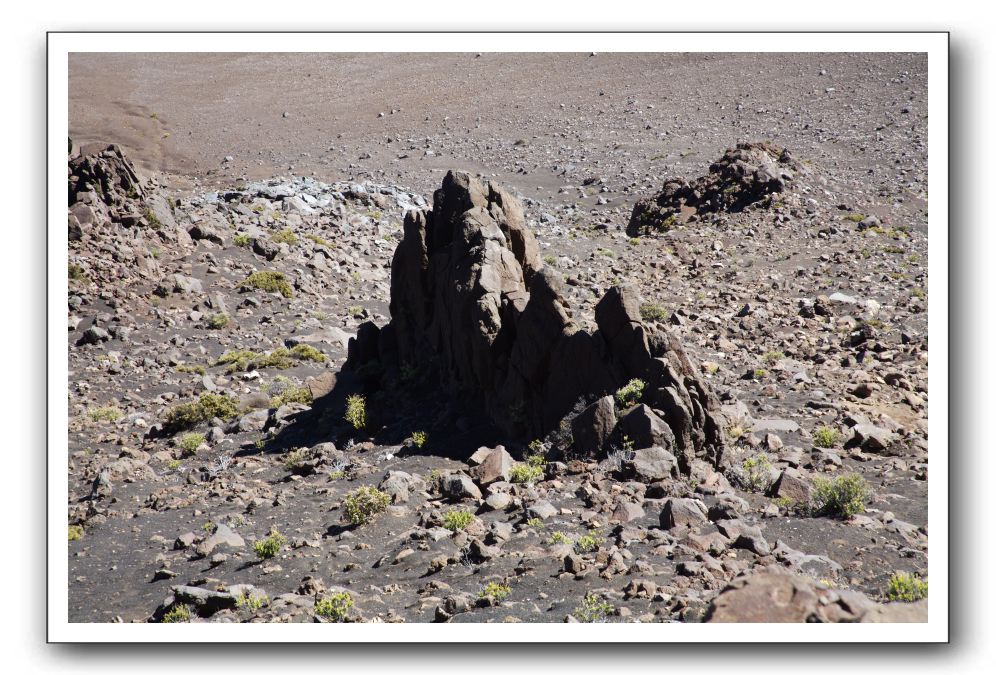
[885,572,928,602]
[442,509,474,532]
[87,405,122,423]
[639,302,668,323]
[344,394,367,430]
[314,592,353,622]
[811,473,871,518]
[178,432,206,456]
[252,528,287,559]
[342,486,390,525]
[479,582,512,604]
[240,271,293,298]
[573,593,613,622]
[161,604,192,623]
[614,378,646,408]
[813,425,841,448]
[163,393,240,433]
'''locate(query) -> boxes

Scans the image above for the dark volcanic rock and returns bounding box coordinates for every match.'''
[344,170,727,469]
[628,142,803,235]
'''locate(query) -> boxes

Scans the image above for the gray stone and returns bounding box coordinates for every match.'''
[442,473,482,501]
[659,498,708,529]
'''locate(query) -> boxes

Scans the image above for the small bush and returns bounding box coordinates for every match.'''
[235,592,268,612]
[525,517,545,529]
[161,604,191,623]
[175,363,206,375]
[741,453,774,493]
[762,350,784,365]
[68,264,88,282]
[87,405,122,423]
[548,531,572,546]
[290,343,326,363]
[305,233,332,247]
[233,233,252,247]
[206,313,230,329]
[283,448,308,472]
[252,529,287,559]
[408,430,428,449]
[269,385,313,408]
[509,463,544,484]
[68,525,84,541]
[272,227,298,245]
[163,393,240,433]
[479,582,512,604]
[574,533,603,554]
[314,592,353,622]
[615,378,645,408]
[813,425,841,448]
[811,473,871,518]
[639,302,669,323]
[886,572,928,602]
[573,593,613,622]
[442,509,474,532]
[344,394,367,430]
[178,432,206,456]
[240,271,293,298]
[343,486,390,525]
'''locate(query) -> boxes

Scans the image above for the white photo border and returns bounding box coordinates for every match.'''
[48,31,949,643]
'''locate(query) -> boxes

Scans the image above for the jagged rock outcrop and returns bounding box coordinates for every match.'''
[346,170,726,469]
[628,141,803,235]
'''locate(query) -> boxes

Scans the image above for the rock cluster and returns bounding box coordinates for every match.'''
[345,171,726,468]
[628,141,803,235]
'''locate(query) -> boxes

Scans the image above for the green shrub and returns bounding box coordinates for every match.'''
[573,593,613,622]
[811,473,871,518]
[479,582,511,604]
[68,264,88,282]
[163,393,240,433]
[215,346,319,372]
[252,529,287,559]
[68,525,84,541]
[615,378,645,408]
[741,453,774,493]
[233,233,252,247]
[269,385,313,408]
[574,533,603,554]
[314,592,353,622]
[305,233,332,247]
[525,517,545,529]
[342,486,390,525]
[283,448,308,472]
[87,405,122,423]
[272,227,298,245]
[813,425,841,448]
[886,572,928,602]
[639,302,668,323]
[235,591,268,612]
[178,432,206,456]
[289,343,326,363]
[548,531,572,546]
[344,394,367,430]
[762,350,784,365]
[240,271,293,298]
[408,430,428,449]
[161,604,191,623]
[509,463,544,484]
[175,363,206,375]
[206,313,230,329]
[442,509,474,532]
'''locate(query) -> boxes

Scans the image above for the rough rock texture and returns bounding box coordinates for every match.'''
[704,572,927,623]
[628,142,803,235]
[346,170,726,469]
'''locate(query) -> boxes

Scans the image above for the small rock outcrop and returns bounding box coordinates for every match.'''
[344,170,726,470]
[704,572,928,623]
[628,141,803,235]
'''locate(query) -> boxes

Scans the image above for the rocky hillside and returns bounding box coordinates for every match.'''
[66,139,928,624]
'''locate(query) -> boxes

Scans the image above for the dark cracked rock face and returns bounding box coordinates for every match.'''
[343,170,726,468]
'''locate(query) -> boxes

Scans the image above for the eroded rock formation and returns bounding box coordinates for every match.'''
[628,141,803,235]
[346,171,726,469]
